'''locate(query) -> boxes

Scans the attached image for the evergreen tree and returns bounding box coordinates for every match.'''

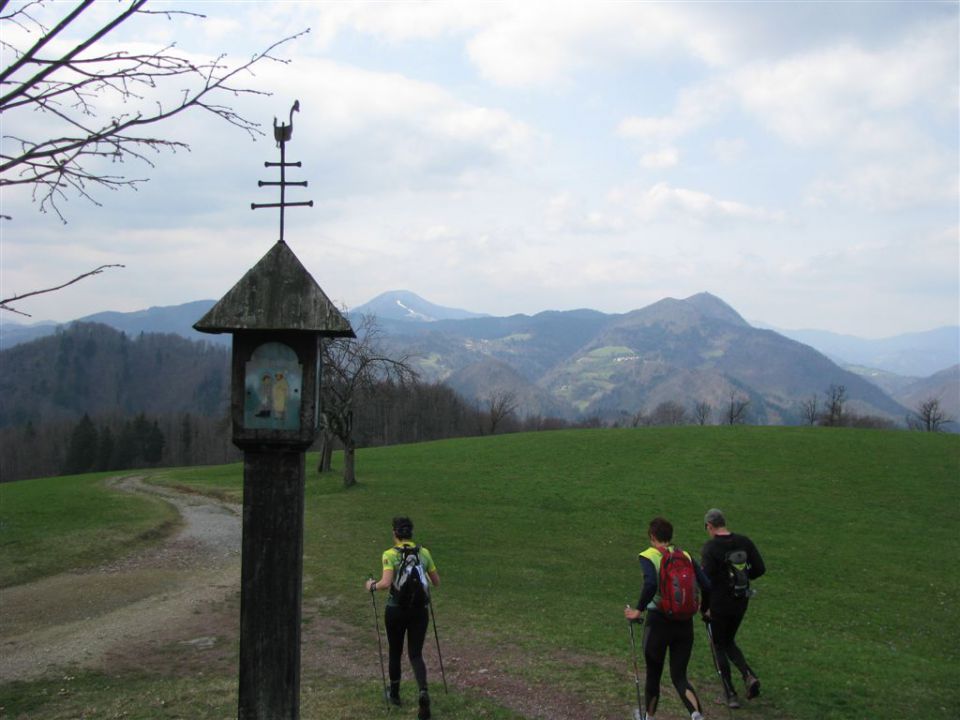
[96,425,115,471]
[64,414,98,474]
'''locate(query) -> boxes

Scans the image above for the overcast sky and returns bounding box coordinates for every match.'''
[2,1,958,338]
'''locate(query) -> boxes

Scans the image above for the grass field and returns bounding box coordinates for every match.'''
[0,472,179,588]
[2,426,958,719]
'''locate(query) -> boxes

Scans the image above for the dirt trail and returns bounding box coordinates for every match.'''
[0,475,242,682]
[0,477,684,719]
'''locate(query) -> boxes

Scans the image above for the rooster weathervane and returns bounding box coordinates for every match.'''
[251,100,313,243]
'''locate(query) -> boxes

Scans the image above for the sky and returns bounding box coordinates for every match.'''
[1,1,958,338]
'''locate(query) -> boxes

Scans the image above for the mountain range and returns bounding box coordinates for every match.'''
[2,290,957,427]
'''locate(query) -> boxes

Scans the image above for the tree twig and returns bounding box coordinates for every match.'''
[1,263,125,316]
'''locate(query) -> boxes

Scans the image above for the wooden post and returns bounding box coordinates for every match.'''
[238,450,305,719]
[194,240,354,720]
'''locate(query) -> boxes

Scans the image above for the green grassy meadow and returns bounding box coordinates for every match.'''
[0,472,179,588]
[2,427,958,719]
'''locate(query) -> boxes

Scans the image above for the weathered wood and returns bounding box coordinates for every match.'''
[238,450,305,720]
[193,240,354,337]
[195,232,354,720]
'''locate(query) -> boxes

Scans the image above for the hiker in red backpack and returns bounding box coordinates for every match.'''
[700,508,765,709]
[624,517,709,720]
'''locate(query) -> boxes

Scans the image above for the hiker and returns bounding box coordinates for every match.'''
[700,508,765,709]
[624,516,708,720]
[365,516,440,720]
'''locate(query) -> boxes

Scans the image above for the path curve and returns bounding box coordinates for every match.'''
[0,475,242,682]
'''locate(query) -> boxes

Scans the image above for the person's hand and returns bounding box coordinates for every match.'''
[624,606,643,622]
[701,609,711,622]
[366,579,376,592]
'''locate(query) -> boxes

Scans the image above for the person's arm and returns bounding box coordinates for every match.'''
[428,569,440,587]
[365,567,395,592]
[699,544,714,617]
[747,538,766,580]
[625,555,658,621]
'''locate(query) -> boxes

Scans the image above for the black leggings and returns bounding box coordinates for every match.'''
[385,604,429,690]
[642,611,702,716]
[710,604,755,694]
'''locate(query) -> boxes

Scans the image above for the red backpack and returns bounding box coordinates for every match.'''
[657,547,700,620]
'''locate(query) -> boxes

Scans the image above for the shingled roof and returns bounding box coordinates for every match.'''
[194,240,354,337]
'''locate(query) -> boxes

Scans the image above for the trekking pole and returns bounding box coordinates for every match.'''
[626,606,644,720]
[428,595,449,693]
[703,617,735,720]
[368,578,391,712]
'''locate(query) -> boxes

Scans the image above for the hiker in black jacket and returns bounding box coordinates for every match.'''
[700,508,765,709]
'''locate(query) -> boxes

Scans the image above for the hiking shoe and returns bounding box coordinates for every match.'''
[387,692,401,707]
[745,675,761,699]
[727,693,741,709]
[418,689,431,720]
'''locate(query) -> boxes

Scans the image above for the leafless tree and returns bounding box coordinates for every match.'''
[483,390,519,435]
[908,397,954,432]
[693,400,712,426]
[320,314,418,488]
[629,410,647,427]
[649,400,687,426]
[1,1,304,315]
[2,0,306,221]
[823,384,846,427]
[725,391,750,425]
[799,393,819,426]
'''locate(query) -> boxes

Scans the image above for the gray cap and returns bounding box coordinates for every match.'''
[704,508,727,527]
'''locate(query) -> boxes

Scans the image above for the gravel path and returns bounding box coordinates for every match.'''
[0,477,687,719]
[0,475,241,682]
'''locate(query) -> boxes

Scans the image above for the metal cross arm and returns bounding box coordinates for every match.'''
[250,100,312,244]
[251,201,314,209]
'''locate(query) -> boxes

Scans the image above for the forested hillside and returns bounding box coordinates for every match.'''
[0,323,497,482]
[0,322,230,427]
[0,323,233,481]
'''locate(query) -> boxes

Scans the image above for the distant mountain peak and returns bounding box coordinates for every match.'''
[682,292,749,326]
[353,290,487,323]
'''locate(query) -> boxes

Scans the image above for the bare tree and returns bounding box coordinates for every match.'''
[320,314,418,488]
[649,400,687,426]
[799,393,819,426]
[2,0,305,221]
[692,400,712,426]
[483,390,519,435]
[725,391,750,425]
[1,1,305,315]
[823,384,846,427]
[909,397,954,432]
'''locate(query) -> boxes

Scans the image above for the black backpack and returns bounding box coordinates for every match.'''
[724,549,751,598]
[391,545,430,607]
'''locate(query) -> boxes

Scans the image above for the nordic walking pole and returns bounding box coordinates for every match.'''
[368,578,391,712]
[703,617,735,720]
[626,606,644,720]
[428,595,449,693]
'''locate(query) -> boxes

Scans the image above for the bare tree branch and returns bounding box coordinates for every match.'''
[1,0,309,222]
[0,263,125,316]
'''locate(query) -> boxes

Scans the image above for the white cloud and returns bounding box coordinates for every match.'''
[465,3,733,88]
[545,193,624,235]
[731,20,957,147]
[712,137,747,164]
[618,83,730,145]
[639,147,679,169]
[805,153,959,211]
[632,182,783,225]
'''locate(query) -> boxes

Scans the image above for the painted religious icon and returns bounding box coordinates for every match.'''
[244,342,303,430]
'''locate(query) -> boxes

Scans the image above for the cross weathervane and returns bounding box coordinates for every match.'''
[251,100,313,243]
